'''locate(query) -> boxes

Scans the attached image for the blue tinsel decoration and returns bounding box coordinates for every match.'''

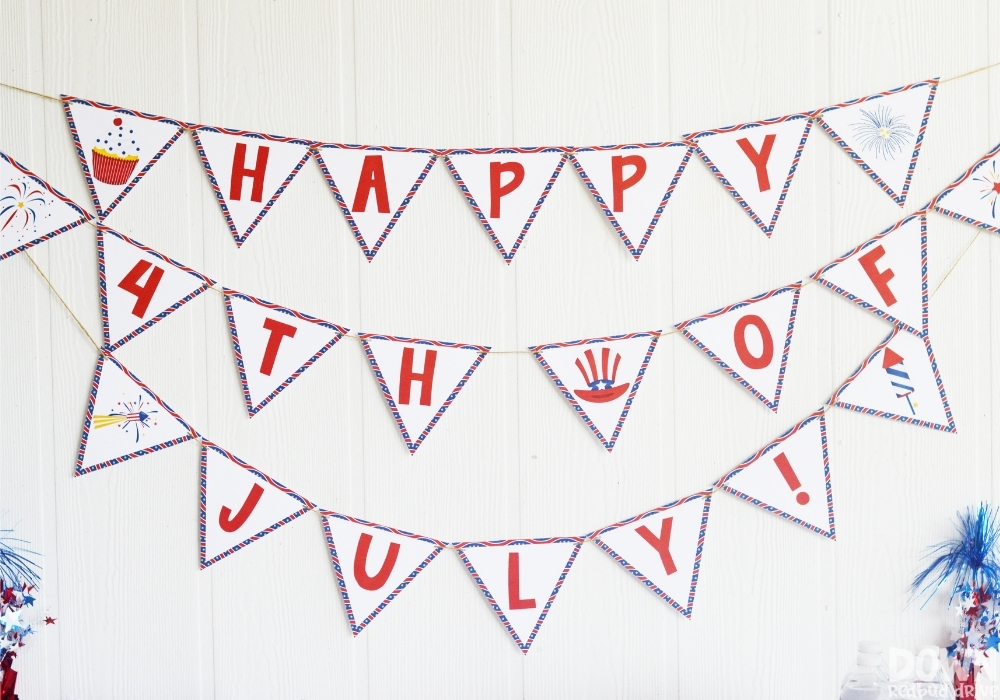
[0,528,40,590]
[912,503,1000,606]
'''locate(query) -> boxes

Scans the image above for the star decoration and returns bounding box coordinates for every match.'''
[0,608,21,632]
[986,633,1000,653]
[22,595,34,607]
[43,616,55,625]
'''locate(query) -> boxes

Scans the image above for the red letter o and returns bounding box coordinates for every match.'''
[733,315,774,370]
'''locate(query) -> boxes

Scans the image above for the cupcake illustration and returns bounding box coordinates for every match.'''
[91,116,141,186]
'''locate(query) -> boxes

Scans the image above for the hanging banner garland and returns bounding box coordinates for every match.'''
[62,96,183,222]
[0,151,91,261]
[321,512,444,637]
[445,148,566,265]
[570,142,692,261]
[445,148,567,263]
[223,288,349,418]
[675,284,801,412]
[192,128,312,248]
[829,327,956,432]
[931,142,1000,234]
[530,332,660,451]
[360,334,490,454]
[76,352,196,476]
[315,145,437,261]
[716,409,835,538]
[686,113,812,237]
[98,227,214,350]
[455,537,583,654]
[811,212,928,338]
[199,440,314,568]
[814,79,937,207]
[590,491,713,619]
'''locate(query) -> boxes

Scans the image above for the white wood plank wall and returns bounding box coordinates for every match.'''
[0,1,995,698]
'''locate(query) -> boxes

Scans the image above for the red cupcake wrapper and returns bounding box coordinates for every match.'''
[91,149,138,186]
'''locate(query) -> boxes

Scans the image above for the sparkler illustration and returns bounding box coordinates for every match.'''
[850,103,914,160]
[573,347,629,403]
[973,159,1000,219]
[882,347,916,415]
[92,396,159,443]
[0,179,47,232]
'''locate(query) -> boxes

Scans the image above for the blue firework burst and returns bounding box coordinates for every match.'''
[850,103,915,161]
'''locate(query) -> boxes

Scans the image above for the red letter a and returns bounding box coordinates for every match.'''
[353,155,391,213]
[736,134,776,192]
[635,517,678,575]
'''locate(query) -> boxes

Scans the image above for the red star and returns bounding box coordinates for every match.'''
[43,616,55,625]
[992,182,1000,195]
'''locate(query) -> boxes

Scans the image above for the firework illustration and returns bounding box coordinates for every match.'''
[93,395,159,443]
[849,103,915,160]
[973,159,1000,219]
[0,179,47,233]
[573,347,629,403]
[882,347,917,415]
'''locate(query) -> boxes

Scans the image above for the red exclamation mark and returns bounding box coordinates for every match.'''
[773,452,810,505]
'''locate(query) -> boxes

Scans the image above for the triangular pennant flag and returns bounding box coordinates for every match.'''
[591,491,712,618]
[63,96,184,221]
[674,284,800,412]
[529,332,660,451]
[717,410,835,538]
[686,113,812,236]
[359,334,490,454]
[571,142,692,260]
[932,142,1000,234]
[76,353,196,476]
[223,289,349,417]
[192,128,312,247]
[455,537,583,654]
[321,512,443,636]
[830,327,955,433]
[315,145,436,261]
[0,151,92,261]
[98,227,214,350]
[445,148,567,263]
[199,440,312,568]
[815,79,937,206]
[812,212,927,337]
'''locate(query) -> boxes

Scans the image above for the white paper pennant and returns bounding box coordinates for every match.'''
[687,114,812,236]
[830,328,955,433]
[530,332,660,451]
[315,146,436,261]
[223,289,348,417]
[76,353,196,476]
[456,538,583,654]
[718,410,835,538]
[359,334,490,454]
[932,142,1000,234]
[200,441,312,568]
[591,491,712,618]
[675,284,800,412]
[0,151,92,261]
[321,512,443,636]
[571,143,692,260]
[193,129,312,247]
[98,228,214,350]
[812,212,927,337]
[815,79,937,206]
[445,149,567,262]
[63,97,183,221]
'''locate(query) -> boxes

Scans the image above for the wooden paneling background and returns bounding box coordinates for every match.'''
[0,1,996,698]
